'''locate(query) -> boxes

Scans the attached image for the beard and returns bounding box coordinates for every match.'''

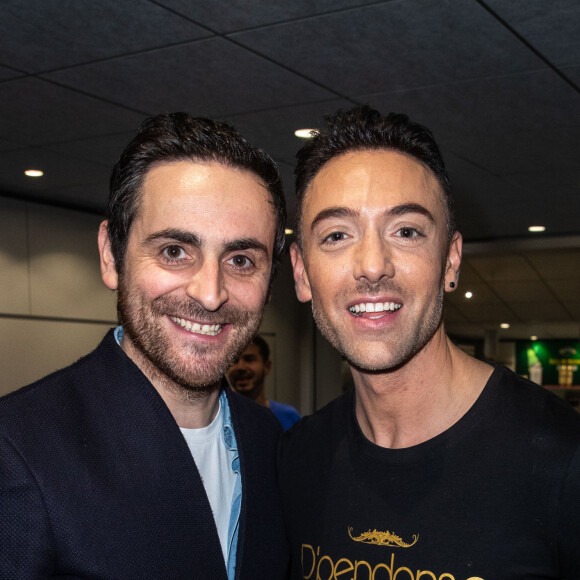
[311,277,445,373]
[117,277,264,397]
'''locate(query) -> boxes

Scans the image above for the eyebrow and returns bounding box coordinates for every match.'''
[388,203,435,223]
[309,202,435,231]
[145,229,201,247]
[310,207,358,232]
[224,238,270,256]
[144,229,269,256]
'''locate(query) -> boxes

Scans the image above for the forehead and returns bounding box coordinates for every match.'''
[302,150,445,224]
[134,159,275,242]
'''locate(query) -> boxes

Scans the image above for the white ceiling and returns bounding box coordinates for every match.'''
[0,0,579,340]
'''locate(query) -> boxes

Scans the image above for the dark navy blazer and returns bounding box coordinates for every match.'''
[0,330,288,579]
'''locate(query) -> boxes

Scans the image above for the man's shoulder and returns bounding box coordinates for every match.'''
[280,389,353,453]
[0,330,119,427]
[269,400,300,419]
[1,343,98,406]
[490,364,580,439]
[226,388,282,432]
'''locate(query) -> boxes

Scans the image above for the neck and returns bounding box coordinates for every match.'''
[254,388,268,408]
[121,335,221,429]
[352,329,493,449]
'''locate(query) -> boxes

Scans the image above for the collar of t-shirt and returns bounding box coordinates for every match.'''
[113,326,241,579]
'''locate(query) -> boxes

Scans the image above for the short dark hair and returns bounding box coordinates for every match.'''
[250,334,270,363]
[294,105,455,246]
[107,112,286,278]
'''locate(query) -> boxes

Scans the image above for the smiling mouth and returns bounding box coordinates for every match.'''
[349,301,402,318]
[170,316,223,336]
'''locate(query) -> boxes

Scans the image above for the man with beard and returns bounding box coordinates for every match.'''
[278,106,580,579]
[228,335,301,430]
[0,114,289,579]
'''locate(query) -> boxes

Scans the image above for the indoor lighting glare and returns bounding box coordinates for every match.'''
[285,228,294,235]
[294,128,317,139]
[530,336,538,341]
[464,291,473,299]
[25,169,43,177]
[500,323,510,329]
[528,225,546,233]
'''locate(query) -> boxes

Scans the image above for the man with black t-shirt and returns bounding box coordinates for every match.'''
[280,106,580,579]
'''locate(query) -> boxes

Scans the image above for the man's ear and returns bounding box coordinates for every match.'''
[98,220,119,291]
[264,359,272,376]
[444,231,462,293]
[290,242,312,303]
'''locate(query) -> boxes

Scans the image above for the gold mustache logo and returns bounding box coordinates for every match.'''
[348,526,419,548]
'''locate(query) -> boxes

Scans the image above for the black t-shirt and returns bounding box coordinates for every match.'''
[278,366,580,579]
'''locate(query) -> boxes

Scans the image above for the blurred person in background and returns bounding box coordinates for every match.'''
[228,334,301,430]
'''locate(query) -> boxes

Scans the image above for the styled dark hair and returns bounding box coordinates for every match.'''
[107,112,286,277]
[250,334,270,363]
[294,105,455,246]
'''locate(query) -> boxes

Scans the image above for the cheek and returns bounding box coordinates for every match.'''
[130,267,188,299]
[228,278,270,311]
[396,250,442,280]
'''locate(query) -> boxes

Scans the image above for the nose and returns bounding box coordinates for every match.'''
[185,258,229,312]
[352,230,395,283]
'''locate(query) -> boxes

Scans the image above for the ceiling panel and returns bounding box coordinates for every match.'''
[49,132,139,167]
[492,280,555,303]
[0,147,109,209]
[358,70,580,175]
[43,39,335,117]
[222,99,352,163]
[0,64,23,81]
[527,249,580,280]
[156,0,381,32]
[0,77,145,146]
[566,303,580,320]
[483,0,580,67]
[0,0,209,73]
[509,301,572,322]
[563,64,580,85]
[452,301,517,324]
[468,255,540,282]
[446,283,502,305]
[547,280,580,303]
[232,0,543,96]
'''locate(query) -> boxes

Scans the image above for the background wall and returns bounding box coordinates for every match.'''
[0,195,342,413]
[0,196,116,395]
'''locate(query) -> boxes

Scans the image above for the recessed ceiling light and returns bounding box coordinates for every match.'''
[528,225,545,233]
[464,291,473,299]
[285,228,294,235]
[530,335,538,341]
[25,169,43,177]
[294,129,317,139]
[500,323,510,329]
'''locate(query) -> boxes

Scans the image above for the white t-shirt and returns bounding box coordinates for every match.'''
[180,401,237,563]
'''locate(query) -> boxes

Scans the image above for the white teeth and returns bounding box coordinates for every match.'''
[349,301,402,315]
[170,316,222,336]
